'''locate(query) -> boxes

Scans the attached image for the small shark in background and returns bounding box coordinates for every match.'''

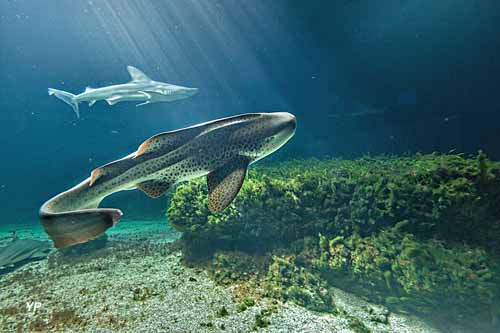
[39,112,296,248]
[0,237,51,270]
[48,66,198,118]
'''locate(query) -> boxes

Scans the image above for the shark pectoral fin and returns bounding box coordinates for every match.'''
[207,156,250,213]
[136,101,150,107]
[137,180,173,198]
[106,95,122,105]
[135,91,152,107]
[127,66,152,82]
[88,100,97,107]
[138,91,151,99]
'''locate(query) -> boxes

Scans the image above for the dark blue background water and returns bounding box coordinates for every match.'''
[1,0,499,223]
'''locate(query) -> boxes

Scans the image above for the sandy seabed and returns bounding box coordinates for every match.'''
[0,220,453,332]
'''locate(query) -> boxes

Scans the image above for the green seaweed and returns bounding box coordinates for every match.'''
[169,153,500,251]
[253,308,274,330]
[264,254,334,312]
[243,297,256,307]
[168,153,500,329]
[347,315,372,333]
[314,224,500,321]
[217,306,229,317]
[236,303,248,313]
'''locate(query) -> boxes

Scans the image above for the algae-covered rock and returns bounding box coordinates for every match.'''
[265,255,334,312]
[314,224,500,323]
[168,154,500,252]
[167,153,500,329]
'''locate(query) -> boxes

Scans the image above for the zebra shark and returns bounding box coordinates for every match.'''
[48,66,198,118]
[39,112,296,248]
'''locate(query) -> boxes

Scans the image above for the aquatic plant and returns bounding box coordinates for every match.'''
[264,254,334,312]
[169,153,500,252]
[253,309,272,329]
[216,306,229,317]
[168,153,500,328]
[314,222,500,322]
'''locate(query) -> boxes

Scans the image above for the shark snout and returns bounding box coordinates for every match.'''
[273,112,297,133]
[281,112,296,127]
[184,87,198,97]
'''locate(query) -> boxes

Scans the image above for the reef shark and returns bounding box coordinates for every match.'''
[39,112,296,248]
[48,66,198,118]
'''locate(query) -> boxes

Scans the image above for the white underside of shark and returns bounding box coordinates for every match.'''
[48,66,198,118]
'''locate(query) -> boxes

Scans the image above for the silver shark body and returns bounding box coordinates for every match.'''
[48,66,198,118]
[39,112,297,248]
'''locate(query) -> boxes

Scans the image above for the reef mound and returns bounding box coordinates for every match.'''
[168,153,500,332]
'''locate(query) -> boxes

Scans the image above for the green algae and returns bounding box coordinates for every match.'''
[236,303,248,313]
[314,224,500,320]
[168,153,500,329]
[264,254,334,312]
[347,315,372,333]
[169,153,500,250]
[243,297,256,307]
[216,306,229,317]
[253,309,271,329]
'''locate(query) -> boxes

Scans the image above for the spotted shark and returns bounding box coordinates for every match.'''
[39,112,296,248]
[48,66,198,118]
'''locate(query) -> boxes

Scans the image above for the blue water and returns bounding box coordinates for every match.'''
[1,1,499,223]
[1,1,500,332]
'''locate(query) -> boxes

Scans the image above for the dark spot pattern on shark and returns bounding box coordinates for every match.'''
[39,112,296,248]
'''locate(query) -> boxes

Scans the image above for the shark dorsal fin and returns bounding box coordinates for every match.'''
[137,180,173,198]
[89,153,136,186]
[85,86,95,93]
[89,167,105,186]
[135,127,202,157]
[135,135,169,157]
[135,115,259,158]
[207,156,250,213]
[127,66,151,82]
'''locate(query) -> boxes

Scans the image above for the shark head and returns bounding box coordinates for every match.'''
[234,112,296,161]
[149,82,199,102]
[124,66,198,103]
[172,85,199,99]
[39,111,296,248]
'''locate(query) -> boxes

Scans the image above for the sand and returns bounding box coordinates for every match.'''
[0,220,447,332]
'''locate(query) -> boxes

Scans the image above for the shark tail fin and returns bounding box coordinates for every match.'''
[48,88,80,118]
[40,208,122,248]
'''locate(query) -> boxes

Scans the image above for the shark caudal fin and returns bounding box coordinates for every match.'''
[40,208,122,248]
[48,88,80,118]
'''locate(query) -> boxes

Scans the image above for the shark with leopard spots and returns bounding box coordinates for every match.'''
[39,112,296,248]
